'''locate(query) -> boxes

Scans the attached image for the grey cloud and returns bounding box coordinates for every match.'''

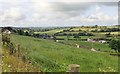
[48,2,118,17]
[51,2,89,11]
[50,2,118,11]
[98,2,118,6]
[49,2,93,17]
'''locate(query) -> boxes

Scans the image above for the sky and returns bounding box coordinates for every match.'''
[0,0,119,27]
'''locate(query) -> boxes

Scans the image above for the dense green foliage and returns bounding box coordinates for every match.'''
[17,30,24,35]
[109,39,120,52]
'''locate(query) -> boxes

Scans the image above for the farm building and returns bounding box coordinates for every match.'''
[87,38,96,42]
[99,40,107,44]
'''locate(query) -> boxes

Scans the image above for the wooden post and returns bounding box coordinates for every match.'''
[68,64,80,73]
[17,44,20,57]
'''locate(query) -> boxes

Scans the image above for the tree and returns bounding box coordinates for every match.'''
[109,39,120,52]
[105,32,111,37]
[117,40,120,53]
[17,30,24,35]
[2,27,13,32]
[25,31,29,36]
[73,34,79,38]
[95,25,98,28]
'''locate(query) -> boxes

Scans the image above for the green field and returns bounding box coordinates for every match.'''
[34,28,68,35]
[58,40,114,52]
[55,36,107,40]
[10,34,118,72]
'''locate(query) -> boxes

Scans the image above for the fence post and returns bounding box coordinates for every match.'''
[17,44,20,58]
[68,64,80,73]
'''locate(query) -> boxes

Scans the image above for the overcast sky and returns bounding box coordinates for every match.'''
[0,0,119,27]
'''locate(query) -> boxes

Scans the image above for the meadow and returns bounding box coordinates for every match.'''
[34,28,68,35]
[10,34,118,72]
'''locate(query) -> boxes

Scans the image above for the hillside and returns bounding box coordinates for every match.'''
[2,46,41,72]
[9,34,118,72]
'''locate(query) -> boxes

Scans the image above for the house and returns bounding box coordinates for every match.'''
[56,40,59,42]
[99,40,107,44]
[91,48,97,52]
[87,38,96,42]
[75,44,80,48]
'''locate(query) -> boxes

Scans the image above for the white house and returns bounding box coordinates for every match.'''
[75,44,80,48]
[99,40,107,44]
[56,40,59,42]
[91,48,97,52]
[87,38,96,42]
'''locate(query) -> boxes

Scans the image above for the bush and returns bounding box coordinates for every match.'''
[109,39,120,52]
[25,31,29,36]
[17,30,24,35]
[73,34,79,38]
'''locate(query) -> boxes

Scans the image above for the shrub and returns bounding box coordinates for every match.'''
[109,39,120,52]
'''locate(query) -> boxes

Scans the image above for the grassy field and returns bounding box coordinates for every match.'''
[99,32,119,35]
[70,26,119,31]
[10,34,118,72]
[58,40,114,52]
[70,27,97,31]
[34,28,68,35]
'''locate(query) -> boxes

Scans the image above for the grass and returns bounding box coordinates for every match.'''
[9,34,118,72]
[59,40,114,52]
[2,46,41,72]
[99,32,119,35]
[71,27,97,31]
[34,28,68,35]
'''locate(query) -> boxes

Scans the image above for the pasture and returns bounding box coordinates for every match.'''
[58,40,114,52]
[34,28,68,35]
[9,34,118,72]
